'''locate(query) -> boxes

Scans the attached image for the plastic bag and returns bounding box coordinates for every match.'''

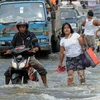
[81,54,90,68]
[56,66,66,73]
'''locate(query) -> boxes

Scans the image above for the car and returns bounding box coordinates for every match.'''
[60,6,82,33]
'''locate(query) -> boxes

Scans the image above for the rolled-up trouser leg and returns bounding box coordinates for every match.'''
[4,67,11,84]
[29,56,47,86]
[29,56,47,76]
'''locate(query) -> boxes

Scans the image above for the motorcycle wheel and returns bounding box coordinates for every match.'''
[12,77,22,84]
[11,74,22,84]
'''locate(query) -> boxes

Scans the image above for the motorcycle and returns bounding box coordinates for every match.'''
[6,39,39,84]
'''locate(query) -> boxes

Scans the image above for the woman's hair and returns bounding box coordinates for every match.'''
[61,22,74,37]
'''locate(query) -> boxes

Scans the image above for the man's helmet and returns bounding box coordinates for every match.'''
[16,19,29,30]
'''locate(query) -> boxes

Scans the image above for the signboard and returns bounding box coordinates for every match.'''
[77,0,97,1]
[88,1,96,8]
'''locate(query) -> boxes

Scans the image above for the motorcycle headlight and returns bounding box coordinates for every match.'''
[12,59,17,69]
[19,60,26,69]
[12,59,27,69]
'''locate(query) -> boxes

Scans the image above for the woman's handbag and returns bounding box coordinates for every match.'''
[81,53,90,68]
[81,35,100,68]
[83,47,100,68]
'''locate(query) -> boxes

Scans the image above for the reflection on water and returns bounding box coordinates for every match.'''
[0,53,100,100]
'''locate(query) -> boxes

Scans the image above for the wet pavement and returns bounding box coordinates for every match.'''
[0,52,100,100]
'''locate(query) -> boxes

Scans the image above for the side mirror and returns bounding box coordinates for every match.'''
[51,11,56,19]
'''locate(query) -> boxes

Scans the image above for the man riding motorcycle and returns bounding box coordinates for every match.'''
[4,19,47,87]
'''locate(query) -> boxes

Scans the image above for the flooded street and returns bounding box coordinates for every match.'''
[0,52,100,100]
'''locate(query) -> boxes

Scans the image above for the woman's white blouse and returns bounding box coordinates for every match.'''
[60,33,82,57]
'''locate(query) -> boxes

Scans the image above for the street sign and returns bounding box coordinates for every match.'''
[88,1,96,8]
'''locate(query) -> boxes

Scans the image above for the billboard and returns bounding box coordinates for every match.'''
[88,1,96,8]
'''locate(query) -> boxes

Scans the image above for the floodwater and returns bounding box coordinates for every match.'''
[0,53,100,100]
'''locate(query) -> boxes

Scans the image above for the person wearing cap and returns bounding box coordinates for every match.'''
[4,19,48,87]
[81,10,100,50]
